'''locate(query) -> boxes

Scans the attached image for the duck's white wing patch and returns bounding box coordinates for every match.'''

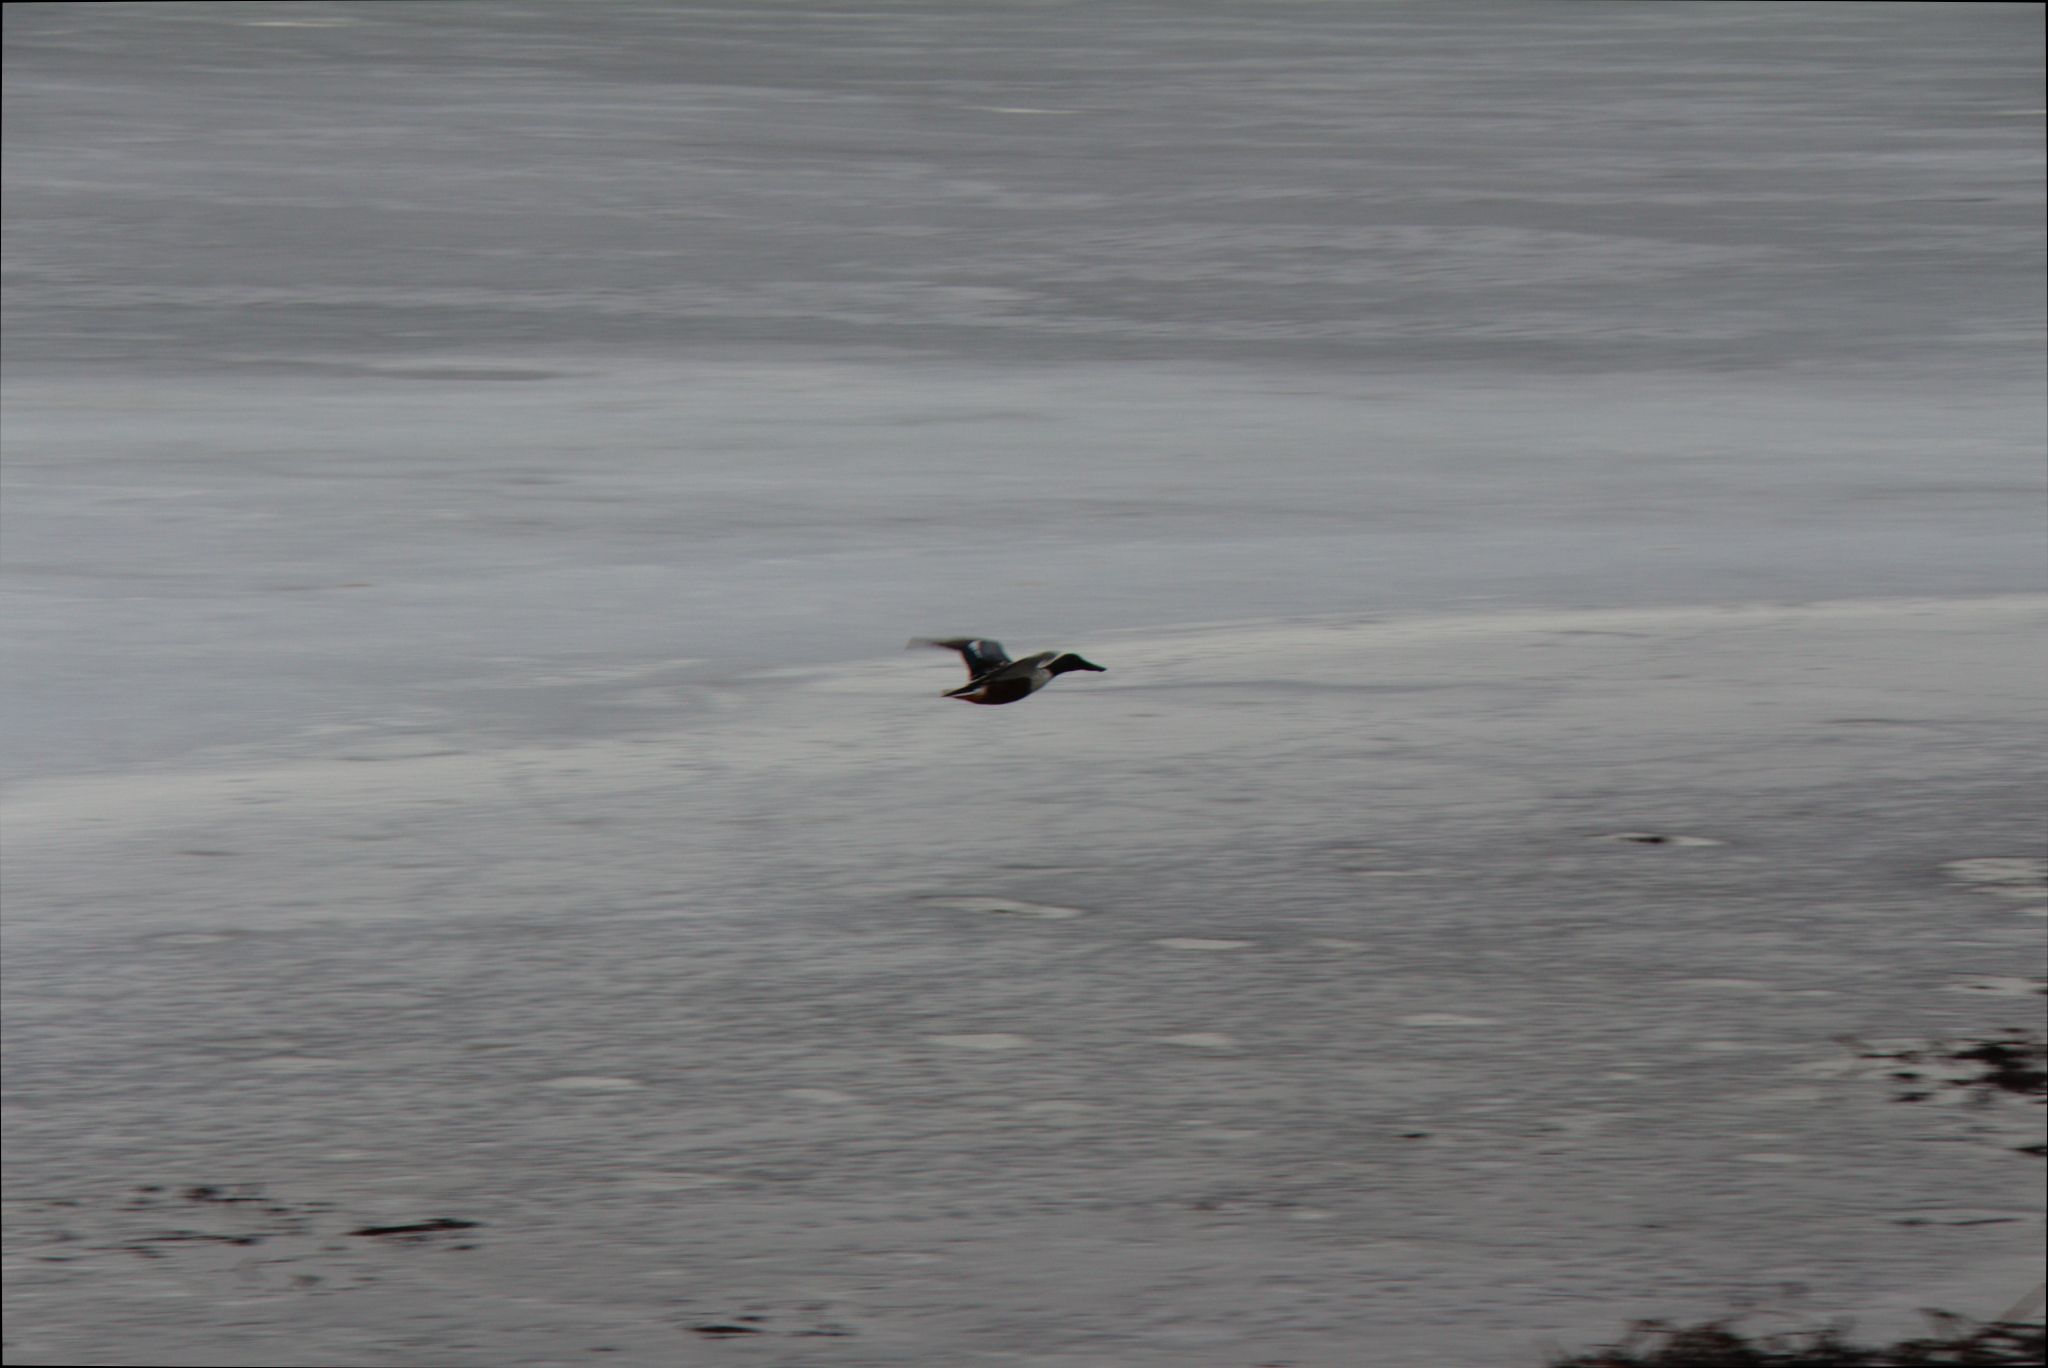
[911,637,1012,678]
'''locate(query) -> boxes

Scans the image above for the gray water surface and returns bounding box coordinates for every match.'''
[4,4,2044,1366]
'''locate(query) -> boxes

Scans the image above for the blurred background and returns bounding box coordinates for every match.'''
[3,4,2043,1365]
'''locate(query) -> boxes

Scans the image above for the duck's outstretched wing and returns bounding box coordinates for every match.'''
[910,637,1011,680]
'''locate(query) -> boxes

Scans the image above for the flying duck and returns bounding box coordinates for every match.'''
[910,637,1107,705]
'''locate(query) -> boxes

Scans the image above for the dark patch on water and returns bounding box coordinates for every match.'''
[347,1217,483,1238]
[1549,1314,2046,1367]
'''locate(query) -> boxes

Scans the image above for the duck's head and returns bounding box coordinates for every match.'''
[1047,653,1106,676]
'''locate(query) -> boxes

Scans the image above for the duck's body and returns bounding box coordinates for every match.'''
[911,637,1106,705]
